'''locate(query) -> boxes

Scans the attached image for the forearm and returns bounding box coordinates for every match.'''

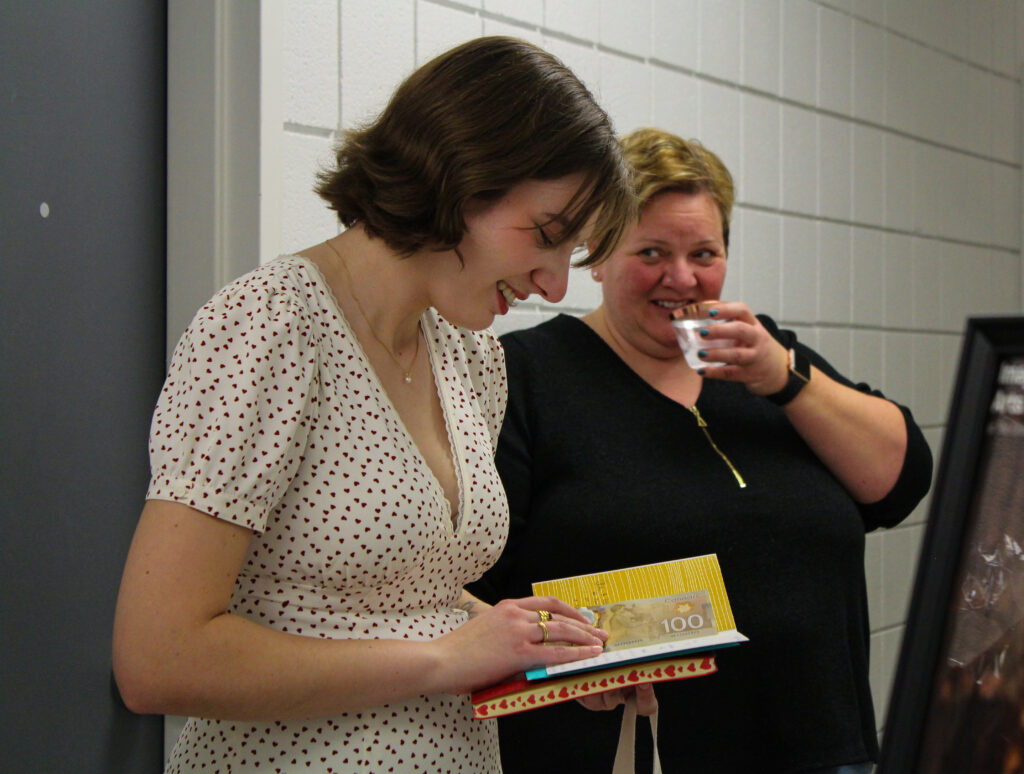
[114,605,450,721]
[783,365,908,503]
[114,501,604,721]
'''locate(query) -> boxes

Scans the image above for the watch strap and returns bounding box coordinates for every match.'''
[765,347,811,406]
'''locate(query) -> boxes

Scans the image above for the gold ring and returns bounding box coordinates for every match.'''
[537,610,551,623]
[538,620,549,643]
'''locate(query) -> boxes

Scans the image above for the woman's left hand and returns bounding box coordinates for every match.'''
[694,301,789,397]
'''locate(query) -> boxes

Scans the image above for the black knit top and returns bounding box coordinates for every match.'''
[469,314,932,773]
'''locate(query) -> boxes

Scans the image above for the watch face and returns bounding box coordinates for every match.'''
[766,349,809,406]
[792,349,811,382]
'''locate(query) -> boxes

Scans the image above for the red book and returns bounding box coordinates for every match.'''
[471,654,717,719]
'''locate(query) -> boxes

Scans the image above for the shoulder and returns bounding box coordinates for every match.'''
[194,256,317,325]
[758,313,822,366]
[500,314,589,359]
[756,313,794,347]
[172,257,325,369]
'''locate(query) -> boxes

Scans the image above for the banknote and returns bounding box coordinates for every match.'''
[581,591,718,652]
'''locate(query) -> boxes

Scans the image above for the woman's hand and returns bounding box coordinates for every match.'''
[694,301,909,504]
[577,684,658,716]
[429,596,608,695]
[693,300,789,396]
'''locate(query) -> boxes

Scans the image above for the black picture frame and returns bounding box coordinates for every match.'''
[879,316,1024,773]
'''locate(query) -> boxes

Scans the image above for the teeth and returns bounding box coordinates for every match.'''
[498,280,518,308]
[654,300,691,308]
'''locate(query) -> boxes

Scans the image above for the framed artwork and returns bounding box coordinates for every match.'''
[879,316,1024,773]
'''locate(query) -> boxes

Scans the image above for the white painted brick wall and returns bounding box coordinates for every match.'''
[781,104,819,215]
[282,0,338,128]
[600,0,650,57]
[780,217,819,322]
[340,1,415,128]
[652,0,700,72]
[258,0,1024,736]
[741,0,780,94]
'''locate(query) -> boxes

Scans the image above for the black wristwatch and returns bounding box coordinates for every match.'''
[764,347,811,406]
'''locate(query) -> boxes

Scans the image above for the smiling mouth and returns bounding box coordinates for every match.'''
[652,299,695,313]
[498,280,518,308]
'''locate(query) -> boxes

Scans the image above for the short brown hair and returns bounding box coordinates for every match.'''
[316,36,634,266]
[619,127,735,247]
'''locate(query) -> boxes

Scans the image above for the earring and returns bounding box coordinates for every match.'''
[591,270,601,280]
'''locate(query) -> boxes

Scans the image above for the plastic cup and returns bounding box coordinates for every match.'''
[671,317,733,369]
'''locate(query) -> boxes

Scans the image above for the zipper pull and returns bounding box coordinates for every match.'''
[689,405,708,427]
[688,405,746,488]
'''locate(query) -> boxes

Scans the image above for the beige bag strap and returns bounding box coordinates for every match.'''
[612,694,662,774]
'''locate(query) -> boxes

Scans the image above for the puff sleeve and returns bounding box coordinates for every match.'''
[146,274,320,532]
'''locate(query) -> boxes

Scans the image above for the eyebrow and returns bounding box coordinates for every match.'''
[634,226,721,244]
[540,212,572,227]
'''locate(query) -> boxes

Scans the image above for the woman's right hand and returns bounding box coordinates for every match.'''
[429,596,608,695]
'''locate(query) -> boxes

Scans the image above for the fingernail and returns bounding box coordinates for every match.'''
[698,350,708,358]
[697,368,706,375]
[708,309,718,317]
[699,328,709,337]
[590,645,604,655]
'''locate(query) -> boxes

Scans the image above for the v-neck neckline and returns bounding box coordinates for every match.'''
[295,255,467,534]
[567,314,708,410]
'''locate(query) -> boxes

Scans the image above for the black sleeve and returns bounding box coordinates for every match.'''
[465,333,534,604]
[759,315,934,530]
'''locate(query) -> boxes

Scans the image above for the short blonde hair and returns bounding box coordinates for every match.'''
[620,127,735,247]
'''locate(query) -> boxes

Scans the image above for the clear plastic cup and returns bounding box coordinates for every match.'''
[671,315,733,370]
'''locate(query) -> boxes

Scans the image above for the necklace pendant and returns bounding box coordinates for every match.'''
[403,374,412,384]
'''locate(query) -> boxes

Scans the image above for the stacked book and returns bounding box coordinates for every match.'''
[472,554,747,718]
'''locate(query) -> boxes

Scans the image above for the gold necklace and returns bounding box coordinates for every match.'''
[323,239,420,384]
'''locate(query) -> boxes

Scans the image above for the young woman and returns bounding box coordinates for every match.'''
[112,37,634,773]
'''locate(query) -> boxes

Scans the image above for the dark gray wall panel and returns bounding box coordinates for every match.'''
[1,2,166,771]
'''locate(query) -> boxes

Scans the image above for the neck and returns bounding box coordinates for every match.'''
[582,306,703,402]
[324,226,427,353]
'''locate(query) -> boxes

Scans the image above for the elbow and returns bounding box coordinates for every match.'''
[111,636,184,715]
[114,678,157,717]
[112,652,168,715]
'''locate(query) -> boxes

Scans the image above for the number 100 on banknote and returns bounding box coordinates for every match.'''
[581,590,717,652]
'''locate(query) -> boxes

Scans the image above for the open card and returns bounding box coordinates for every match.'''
[525,553,747,680]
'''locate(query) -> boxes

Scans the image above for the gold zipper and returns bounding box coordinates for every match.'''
[688,405,747,488]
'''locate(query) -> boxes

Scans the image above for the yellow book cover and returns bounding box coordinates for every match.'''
[526,554,747,680]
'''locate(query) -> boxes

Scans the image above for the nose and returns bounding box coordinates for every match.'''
[661,257,697,289]
[530,246,572,303]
